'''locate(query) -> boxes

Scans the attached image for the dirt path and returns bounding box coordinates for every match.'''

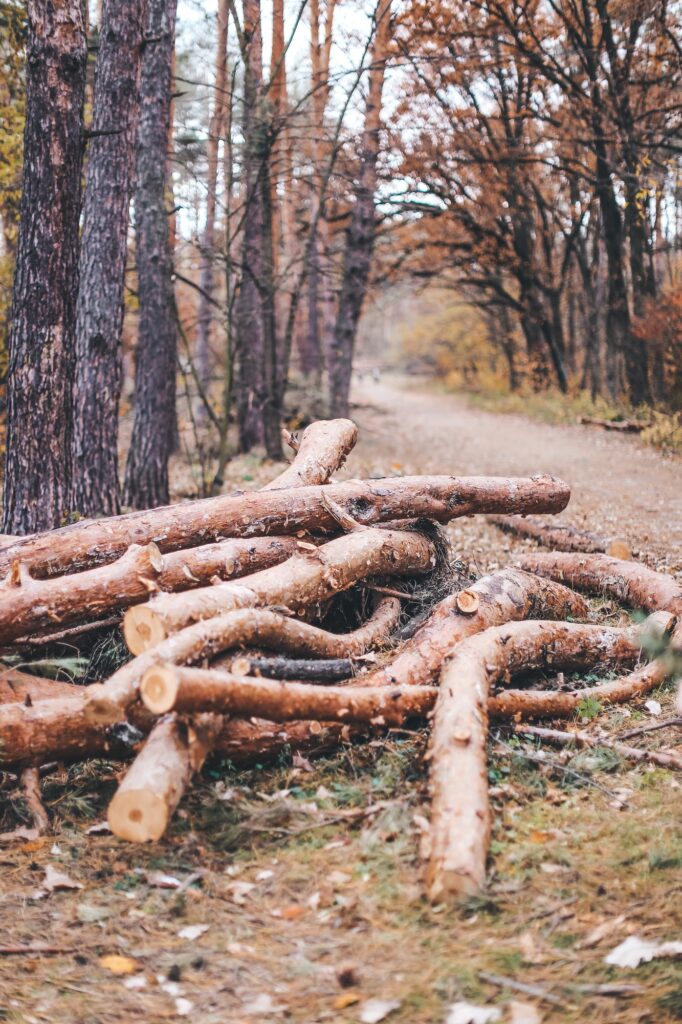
[347,374,682,570]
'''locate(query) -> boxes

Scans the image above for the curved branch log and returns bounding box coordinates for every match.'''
[487,515,631,559]
[0,474,570,579]
[358,568,589,689]
[0,619,665,772]
[263,419,357,489]
[424,615,663,902]
[107,713,221,841]
[515,724,682,772]
[88,599,404,724]
[0,537,299,644]
[124,529,432,652]
[517,552,682,616]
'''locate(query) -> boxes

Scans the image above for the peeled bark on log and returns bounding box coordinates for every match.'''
[0,536,297,644]
[0,474,570,580]
[517,552,682,616]
[487,515,631,559]
[358,568,589,689]
[107,713,220,841]
[263,419,358,489]
[88,599,404,723]
[0,619,660,771]
[424,616,658,901]
[515,724,682,772]
[124,528,432,652]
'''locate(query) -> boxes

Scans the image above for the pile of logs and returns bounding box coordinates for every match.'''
[1,419,681,903]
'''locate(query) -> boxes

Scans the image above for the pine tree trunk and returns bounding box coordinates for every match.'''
[328,0,390,417]
[72,0,145,517]
[3,0,86,534]
[123,0,178,509]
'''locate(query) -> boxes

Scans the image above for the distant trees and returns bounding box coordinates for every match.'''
[3,0,86,533]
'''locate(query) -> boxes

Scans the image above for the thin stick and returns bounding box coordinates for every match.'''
[19,768,49,833]
[617,717,682,741]
[516,724,682,771]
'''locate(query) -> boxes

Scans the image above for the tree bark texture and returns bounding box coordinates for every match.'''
[72,0,145,517]
[2,0,86,534]
[0,473,571,580]
[517,553,682,616]
[0,536,297,644]
[328,0,391,417]
[124,526,433,651]
[123,0,178,509]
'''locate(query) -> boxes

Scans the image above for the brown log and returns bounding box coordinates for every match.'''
[424,616,662,902]
[357,568,589,689]
[141,664,435,723]
[0,619,661,771]
[515,724,682,772]
[0,474,571,580]
[124,528,433,653]
[107,713,221,841]
[227,655,354,681]
[0,536,298,644]
[0,669,80,704]
[487,515,631,559]
[578,415,649,432]
[517,552,682,616]
[87,598,404,724]
[263,419,357,489]
[19,768,49,833]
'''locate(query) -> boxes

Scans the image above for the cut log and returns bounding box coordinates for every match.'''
[515,724,682,772]
[107,713,221,841]
[517,552,682,616]
[141,664,435,723]
[0,619,660,771]
[0,537,299,644]
[487,515,631,559]
[424,616,660,902]
[0,474,571,579]
[578,415,649,432]
[263,419,357,489]
[0,669,80,704]
[124,528,432,652]
[357,568,589,689]
[88,599,405,724]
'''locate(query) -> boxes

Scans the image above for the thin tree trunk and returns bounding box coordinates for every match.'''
[72,0,145,517]
[123,0,178,509]
[328,0,390,417]
[194,0,229,404]
[3,0,87,534]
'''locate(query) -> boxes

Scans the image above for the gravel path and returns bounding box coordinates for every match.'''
[346,374,682,573]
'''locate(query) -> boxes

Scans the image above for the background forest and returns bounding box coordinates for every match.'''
[0,0,681,532]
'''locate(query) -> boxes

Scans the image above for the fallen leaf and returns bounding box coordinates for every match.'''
[508,1001,542,1024]
[43,864,83,892]
[329,870,351,887]
[581,914,627,948]
[359,998,401,1023]
[178,924,209,940]
[123,975,147,990]
[519,931,549,965]
[335,992,361,1009]
[605,935,682,968]
[77,902,111,923]
[226,880,256,904]
[146,871,182,889]
[539,862,568,875]
[271,905,305,920]
[99,954,140,976]
[644,700,662,716]
[0,826,39,845]
[292,752,314,772]
[175,998,194,1016]
[86,821,112,835]
[445,1003,501,1024]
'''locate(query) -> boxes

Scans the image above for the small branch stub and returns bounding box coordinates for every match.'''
[455,590,480,615]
